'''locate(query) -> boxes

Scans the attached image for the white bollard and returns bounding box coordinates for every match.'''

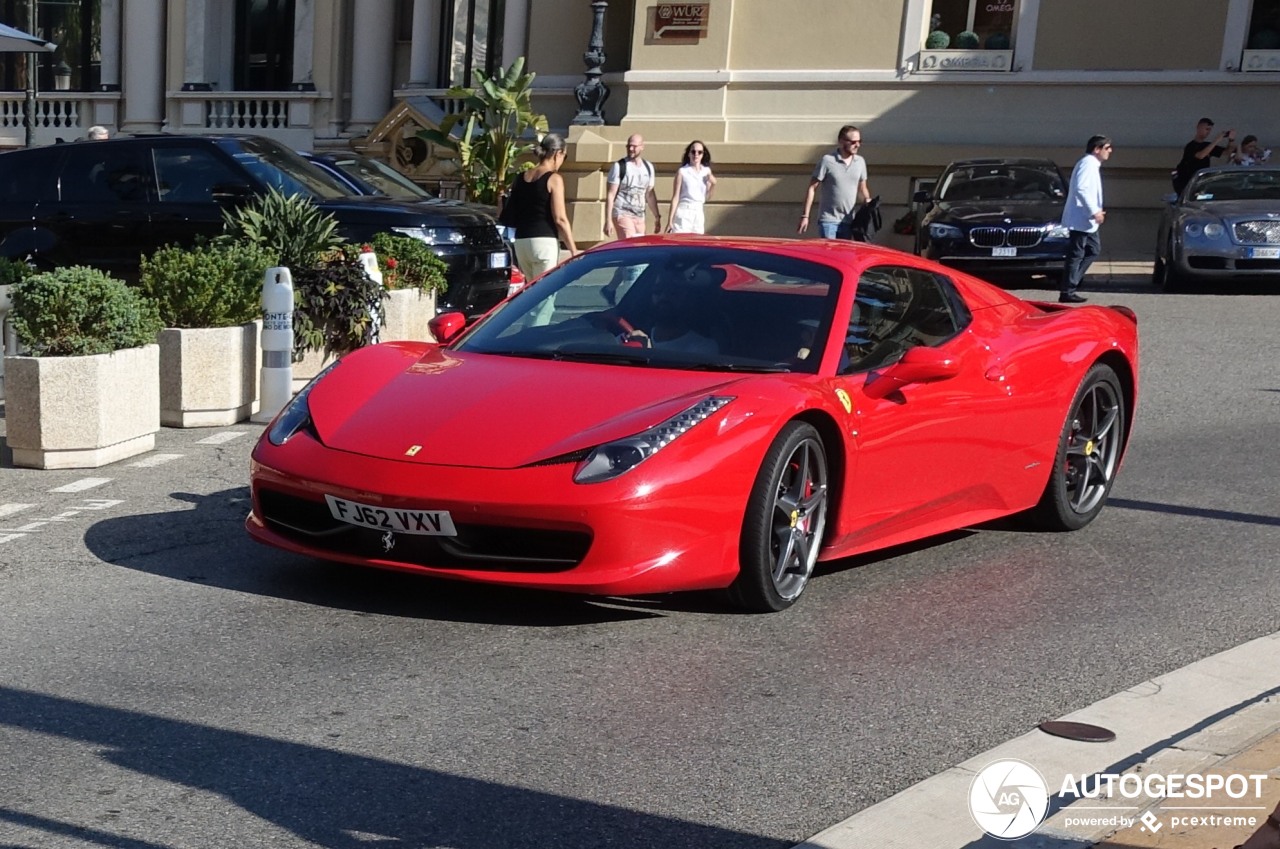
[252,266,295,424]
[359,247,384,343]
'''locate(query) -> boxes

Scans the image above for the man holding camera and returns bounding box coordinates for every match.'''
[1172,117,1235,194]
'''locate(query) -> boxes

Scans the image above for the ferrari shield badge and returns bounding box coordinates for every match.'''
[835,388,853,414]
[405,445,422,456]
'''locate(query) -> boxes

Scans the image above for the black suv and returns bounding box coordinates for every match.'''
[0,134,512,316]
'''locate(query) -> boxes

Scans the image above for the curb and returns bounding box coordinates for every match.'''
[795,631,1280,849]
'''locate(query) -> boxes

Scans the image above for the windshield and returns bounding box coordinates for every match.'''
[225,137,351,199]
[330,154,432,200]
[1188,169,1280,201]
[937,164,1065,202]
[455,245,842,374]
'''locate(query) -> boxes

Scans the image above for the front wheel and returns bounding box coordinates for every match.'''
[729,422,829,613]
[1030,364,1127,531]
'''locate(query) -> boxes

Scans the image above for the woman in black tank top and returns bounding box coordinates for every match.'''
[498,133,579,279]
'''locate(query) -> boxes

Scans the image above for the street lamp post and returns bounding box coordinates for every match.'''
[571,0,609,126]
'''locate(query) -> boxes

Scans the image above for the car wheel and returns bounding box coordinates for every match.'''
[1030,364,1126,531]
[730,422,829,612]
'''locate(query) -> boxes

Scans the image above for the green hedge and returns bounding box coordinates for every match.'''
[11,266,162,357]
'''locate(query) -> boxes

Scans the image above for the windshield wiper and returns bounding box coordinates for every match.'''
[551,349,654,366]
[672,362,792,373]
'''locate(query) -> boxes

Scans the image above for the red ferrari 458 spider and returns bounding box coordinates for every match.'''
[247,236,1138,612]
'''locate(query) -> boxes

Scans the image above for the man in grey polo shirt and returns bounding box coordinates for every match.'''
[799,125,872,239]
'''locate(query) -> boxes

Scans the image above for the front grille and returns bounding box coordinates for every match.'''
[1233,220,1280,244]
[258,489,591,572]
[968,227,1045,249]
[462,224,505,249]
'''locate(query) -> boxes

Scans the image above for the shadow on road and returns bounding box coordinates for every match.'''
[0,686,789,849]
[81,487,736,625]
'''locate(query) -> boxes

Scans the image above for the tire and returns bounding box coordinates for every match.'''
[1030,364,1127,531]
[729,422,830,613]
[1154,241,1187,292]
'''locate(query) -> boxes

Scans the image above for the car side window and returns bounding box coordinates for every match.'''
[153,147,246,203]
[843,265,967,374]
[0,147,61,204]
[59,145,151,204]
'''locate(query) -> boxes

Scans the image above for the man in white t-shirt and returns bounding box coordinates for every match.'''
[605,134,661,238]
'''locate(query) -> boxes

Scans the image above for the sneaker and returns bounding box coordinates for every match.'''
[1059,293,1088,303]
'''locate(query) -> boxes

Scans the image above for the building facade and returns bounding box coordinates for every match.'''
[2,0,1277,254]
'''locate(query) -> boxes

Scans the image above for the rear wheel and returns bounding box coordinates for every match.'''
[729,423,829,613]
[1030,364,1127,531]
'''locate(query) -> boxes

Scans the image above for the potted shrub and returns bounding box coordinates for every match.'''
[368,231,449,342]
[137,241,277,427]
[220,189,346,381]
[0,256,35,399]
[292,246,387,365]
[5,266,163,469]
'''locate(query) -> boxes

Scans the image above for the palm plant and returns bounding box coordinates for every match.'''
[417,57,550,205]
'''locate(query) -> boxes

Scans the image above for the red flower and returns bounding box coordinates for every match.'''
[385,257,399,269]
[361,244,373,253]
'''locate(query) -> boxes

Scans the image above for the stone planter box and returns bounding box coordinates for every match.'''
[158,321,260,427]
[381,287,438,342]
[4,344,160,469]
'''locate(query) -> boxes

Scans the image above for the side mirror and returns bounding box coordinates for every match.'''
[863,345,960,400]
[912,190,933,204]
[428,311,467,344]
[1161,192,1179,204]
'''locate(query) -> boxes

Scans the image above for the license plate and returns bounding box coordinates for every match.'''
[325,495,457,536]
[489,251,509,269]
[992,246,1017,257]
[1248,247,1280,259]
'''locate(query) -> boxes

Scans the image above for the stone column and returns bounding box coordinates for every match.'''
[291,0,316,90]
[120,0,166,132]
[406,0,440,87]
[502,0,529,70]
[181,0,213,90]
[347,0,395,131]
[98,0,122,91]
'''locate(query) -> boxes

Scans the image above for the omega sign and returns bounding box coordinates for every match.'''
[652,4,709,40]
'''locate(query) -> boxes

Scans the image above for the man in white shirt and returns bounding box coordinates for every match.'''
[1060,135,1113,304]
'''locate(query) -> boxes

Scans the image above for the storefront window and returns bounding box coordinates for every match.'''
[442,0,504,88]
[0,0,100,93]
[1247,0,1280,48]
[924,0,1017,51]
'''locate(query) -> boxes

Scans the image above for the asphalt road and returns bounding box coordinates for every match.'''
[1,280,1278,849]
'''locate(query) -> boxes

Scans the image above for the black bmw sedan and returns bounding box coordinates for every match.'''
[914,158,1069,284]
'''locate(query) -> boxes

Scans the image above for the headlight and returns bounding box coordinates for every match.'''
[1044,223,1071,239]
[574,396,734,484]
[267,361,340,445]
[928,223,964,240]
[1184,220,1226,239]
[393,226,467,246]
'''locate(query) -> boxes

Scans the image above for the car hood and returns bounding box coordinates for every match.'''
[932,200,1064,224]
[306,344,746,469]
[1178,200,1280,219]
[315,195,497,227]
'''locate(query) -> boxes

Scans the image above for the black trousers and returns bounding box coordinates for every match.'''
[1063,230,1100,295]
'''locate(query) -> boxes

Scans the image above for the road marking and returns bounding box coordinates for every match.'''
[128,453,184,468]
[0,504,36,519]
[48,478,112,493]
[196,432,248,445]
[0,499,125,545]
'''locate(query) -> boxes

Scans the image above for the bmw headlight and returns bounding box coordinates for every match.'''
[929,223,964,240]
[268,361,340,445]
[1044,223,1071,240]
[574,396,734,484]
[393,226,467,246]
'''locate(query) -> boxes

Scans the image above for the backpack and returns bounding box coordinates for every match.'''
[614,157,655,187]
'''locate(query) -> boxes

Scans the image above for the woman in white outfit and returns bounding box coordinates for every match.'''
[666,141,717,234]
